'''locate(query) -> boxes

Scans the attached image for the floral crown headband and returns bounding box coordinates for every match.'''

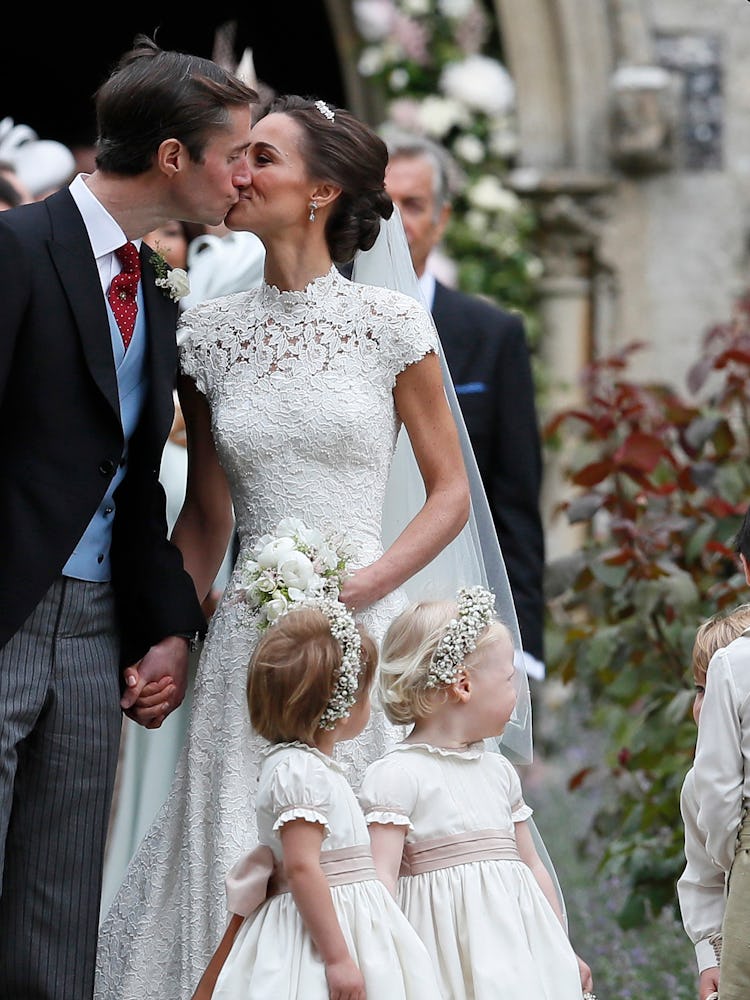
[425,585,496,689]
[275,596,362,730]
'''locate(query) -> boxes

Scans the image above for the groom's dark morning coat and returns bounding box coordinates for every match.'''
[432,280,545,663]
[0,187,204,663]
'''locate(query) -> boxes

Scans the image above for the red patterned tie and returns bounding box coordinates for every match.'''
[108,242,141,349]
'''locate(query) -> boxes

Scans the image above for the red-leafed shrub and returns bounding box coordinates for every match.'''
[543,295,750,926]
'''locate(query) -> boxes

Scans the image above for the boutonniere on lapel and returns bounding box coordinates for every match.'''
[149,245,190,302]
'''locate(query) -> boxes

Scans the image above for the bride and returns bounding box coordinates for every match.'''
[96,94,531,998]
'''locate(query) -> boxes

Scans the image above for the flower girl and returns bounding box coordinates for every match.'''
[359,586,595,1000]
[192,598,440,1000]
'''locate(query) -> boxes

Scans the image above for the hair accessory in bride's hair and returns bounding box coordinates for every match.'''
[425,585,496,689]
[276,595,362,730]
[314,99,335,122]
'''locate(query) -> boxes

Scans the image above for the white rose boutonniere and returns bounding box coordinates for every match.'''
[149,245,191,302]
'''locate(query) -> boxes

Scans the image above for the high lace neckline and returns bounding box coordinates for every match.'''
[258,265,341,308]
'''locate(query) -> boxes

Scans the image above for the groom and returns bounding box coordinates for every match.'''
[0,35,256,999]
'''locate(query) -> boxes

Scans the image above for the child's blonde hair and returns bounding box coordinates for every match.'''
[379,598,509,725]
[248,606,377,743]
[692,603,750,685]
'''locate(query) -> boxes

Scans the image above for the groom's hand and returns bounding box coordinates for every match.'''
[123,675,175,729]
[121,635,190,728]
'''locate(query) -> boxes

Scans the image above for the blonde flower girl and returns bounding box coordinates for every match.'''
[359,585,595,1000]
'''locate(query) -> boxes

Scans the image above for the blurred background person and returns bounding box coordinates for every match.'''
[0,117,75,199]
[180,221,264,311]
[0,173,25,211]
[383,129,546,681]
[0,159,32,206]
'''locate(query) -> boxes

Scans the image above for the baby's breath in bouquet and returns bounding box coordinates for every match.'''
[235,517,357,629]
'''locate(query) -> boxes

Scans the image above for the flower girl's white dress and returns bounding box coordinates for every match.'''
[360,742,583,1000]
[95,267,437,998]
[212,742,439,998]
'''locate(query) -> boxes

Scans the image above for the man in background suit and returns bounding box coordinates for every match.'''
[384,132,546,679]
[0,36,256,998]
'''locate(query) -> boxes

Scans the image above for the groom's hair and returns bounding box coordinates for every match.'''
[94,33,257,175]
[248,607,377,743]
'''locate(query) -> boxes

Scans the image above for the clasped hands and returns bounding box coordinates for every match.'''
[120,567,379,729]
[121,634,191,729]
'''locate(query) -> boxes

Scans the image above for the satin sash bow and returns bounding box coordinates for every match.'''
[225,843,377,917]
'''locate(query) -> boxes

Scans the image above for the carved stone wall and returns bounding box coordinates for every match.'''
[491,0,750,555]
[494,0,750,391]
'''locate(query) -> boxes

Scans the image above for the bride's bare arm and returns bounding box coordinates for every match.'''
[339,350,469,612]
[171,373,235,604]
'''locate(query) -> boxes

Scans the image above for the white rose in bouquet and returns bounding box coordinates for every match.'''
[296,524,326,549]
[234,519,357,630]
[279,551,316,591]
[256,535,296,567]
[253,570,278,595]
[314,543,340,573]
[274,516,306,538]
[264,594,289,623]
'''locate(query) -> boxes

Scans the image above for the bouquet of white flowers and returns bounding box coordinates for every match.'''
[235,518,357,629]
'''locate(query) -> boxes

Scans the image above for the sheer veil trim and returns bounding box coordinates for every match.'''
[351,209,532,765]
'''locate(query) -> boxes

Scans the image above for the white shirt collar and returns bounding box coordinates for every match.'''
[418,269,436,311]
[69,173,141,261]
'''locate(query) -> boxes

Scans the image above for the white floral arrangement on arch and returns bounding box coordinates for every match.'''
[234,518,357,629]
[352,0,543,343]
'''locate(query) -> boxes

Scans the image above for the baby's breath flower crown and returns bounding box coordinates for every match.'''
[425,585,496,688]
[275,595,363,731]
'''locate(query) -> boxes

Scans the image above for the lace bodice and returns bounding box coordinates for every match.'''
[178,266,437,568]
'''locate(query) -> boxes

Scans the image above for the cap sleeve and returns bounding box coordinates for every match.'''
[176,302,217,398]
[267,752,334,836]
[495,753,533,823]
[376,291,439,390]
[358,757,417,830]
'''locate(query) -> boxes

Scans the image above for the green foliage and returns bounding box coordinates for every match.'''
[544,296,750,925]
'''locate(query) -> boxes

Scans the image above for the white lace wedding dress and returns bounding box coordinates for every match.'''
[95,266,439,999]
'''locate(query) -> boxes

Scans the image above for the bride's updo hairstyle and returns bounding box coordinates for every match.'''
[258,94,394,264]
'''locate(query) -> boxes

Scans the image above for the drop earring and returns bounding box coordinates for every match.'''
[309,200,317,222]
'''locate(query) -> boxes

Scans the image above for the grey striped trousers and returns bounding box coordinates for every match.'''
[0,577,123,999]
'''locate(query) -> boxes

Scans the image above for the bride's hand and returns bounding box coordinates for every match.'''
[338,566,385,615]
